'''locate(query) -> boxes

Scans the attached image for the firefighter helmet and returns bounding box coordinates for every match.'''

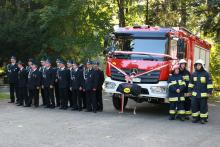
[179,59,187,64]
[194,59,205,68]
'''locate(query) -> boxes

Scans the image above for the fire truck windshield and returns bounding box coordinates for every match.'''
[112,37,168,61]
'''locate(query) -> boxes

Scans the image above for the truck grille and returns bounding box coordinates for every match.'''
[111,67,160,84]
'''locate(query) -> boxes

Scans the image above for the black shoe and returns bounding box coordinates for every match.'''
[93,110,97,113]
[8,101,14,103]
[63,107,67,110]
[50,105,55,109]
[71,108,78,111]
[180,117,185,121]
[24,105,31,107]
[17,104,23,106]
[192,118,199,123]
[169,116,175,120]
[185,116,190,120]
[200,119,206,124]
[78,109,82,111]
[84,110,92,112]
[44,106,50,108]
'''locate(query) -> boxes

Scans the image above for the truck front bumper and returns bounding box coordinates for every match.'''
[103,77,168,99]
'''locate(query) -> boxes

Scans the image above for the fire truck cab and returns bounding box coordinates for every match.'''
[103,25,211,110]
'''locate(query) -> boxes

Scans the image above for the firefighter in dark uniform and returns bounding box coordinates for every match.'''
[27,61,41,107]
[42,59,56,108]
[93,61,105,111]
[7,56,19,103]
[17,61,28,106]
[57,59,70,110]
[79,63,87,109]
[54,58,61,107]
[188,59,213,124]
[70,61,83,111]
[179,59,191,119]
[85,61,98,113]
[26,58,33,72]
[39,58,46,106]
[168,64,186,121]
[67,60,73,108]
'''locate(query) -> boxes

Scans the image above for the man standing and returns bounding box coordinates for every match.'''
[93,61,105,111]
[70,61,83,111]
[17,61,28,106]
[79,63,87,109]
[85,61,98,113]
[67,60,73,108]
[39,58,46,106]
[188,59,213,124]
[42,59,56,108]
[54,58,60,107]
[7,56,19,103]
[27,61,41,107]
[57,59,70,110]
[179,59,191,119]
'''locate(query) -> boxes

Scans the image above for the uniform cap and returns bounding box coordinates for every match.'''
[17,60,25,66]
[10,56,16,60]
[45,59,51,64]
[86,60,93,65]
[93,61,99,65]
[179,59,187,64]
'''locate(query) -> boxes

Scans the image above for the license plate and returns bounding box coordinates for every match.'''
[132,78,141,82]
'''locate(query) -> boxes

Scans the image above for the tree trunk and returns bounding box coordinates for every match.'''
[145,0,149,25]
[117,0,125,27]
[180,0,187,27]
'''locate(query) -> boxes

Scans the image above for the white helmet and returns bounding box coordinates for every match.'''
[179,59,187,64]
[194,59,205,68]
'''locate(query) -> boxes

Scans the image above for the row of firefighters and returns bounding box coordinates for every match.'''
[168,59,213,124]
[6,56,214,124]
[7,56,104,113]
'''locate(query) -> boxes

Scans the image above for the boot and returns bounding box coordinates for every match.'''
[192,117,199,123]
[169,115,175,120]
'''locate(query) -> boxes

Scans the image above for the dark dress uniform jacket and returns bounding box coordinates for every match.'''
[188,69,213,98]
[42,67,55,87]
[57,68,70,88]
[7,64,19,84]
[18,68,28,87]
[180,69,190,95]
[27,69,41,89]
[70,68,83,90]
[94,69,104,90]
[85,69,98,91]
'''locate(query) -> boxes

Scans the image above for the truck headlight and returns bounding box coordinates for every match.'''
[150,86,167,94]
[104,81,116,89]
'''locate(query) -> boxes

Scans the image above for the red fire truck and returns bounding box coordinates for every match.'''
[103,25,211,110]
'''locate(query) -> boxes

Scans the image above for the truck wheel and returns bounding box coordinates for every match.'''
[112,94,128,110]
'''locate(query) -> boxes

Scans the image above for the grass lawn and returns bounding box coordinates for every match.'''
[0,92,9,100]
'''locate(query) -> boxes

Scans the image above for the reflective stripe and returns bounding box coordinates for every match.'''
[193,77,197,81]
[201,93,208,97]
[200,77,206,83]
[192,92,197,96]
[188,83,194,88]
[178,110,185,115]
[192,112,199,117]
[180,97,185,101]
[179,81,186,86]
[185,111,192,115]
[207,84,213,89]
[183,75,189,81]
[168,82,176,87]
[169,97,178,102]
[169,110,176,114]
[200,113,208,118]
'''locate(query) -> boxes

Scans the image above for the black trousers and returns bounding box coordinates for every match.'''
[44,87,55,107]
[86,90,97,111]
[41,88,45,105]
[55,83,60,107]
[18,87,28,105]
[169,101,185,116]
[28,89,39,107]
[9,83,18,102]
[184,97,191,115]
[59,88,68,108]
[82,91,86,108]
[96,89,103,110]
[68,89,73,107]
[191,97,208,119]
[72,89,83,109]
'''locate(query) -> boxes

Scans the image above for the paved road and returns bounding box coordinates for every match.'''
[0,94,220,147]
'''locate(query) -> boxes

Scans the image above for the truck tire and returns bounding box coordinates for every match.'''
[112,94,128,110]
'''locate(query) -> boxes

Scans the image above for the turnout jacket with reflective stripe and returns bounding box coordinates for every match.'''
[188,69,213,98]
[179,69,190,94]
[168,74,186,99]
